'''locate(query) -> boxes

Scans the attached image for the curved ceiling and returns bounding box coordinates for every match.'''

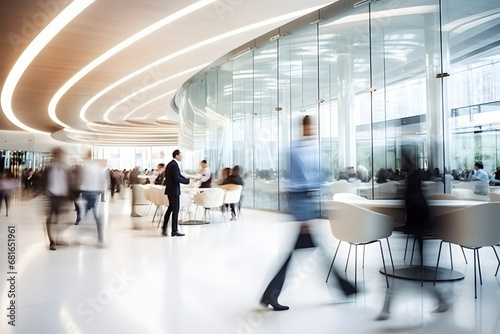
[0,0,334,146]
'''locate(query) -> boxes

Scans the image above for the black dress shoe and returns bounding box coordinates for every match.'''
[260,297,289,311]
[171,231,185,237]
[161,231,168,236]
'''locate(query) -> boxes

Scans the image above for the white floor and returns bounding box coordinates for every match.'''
[1,189,500,334]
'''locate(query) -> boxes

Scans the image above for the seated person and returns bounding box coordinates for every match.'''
[473,162,489,181]
[222,165,244,220]
[376,168,387,183]
[195,160,212,188]
[154,163,165,185]
[215,167,231,186]
[490,166,500,186]
[356,164,370,182]
[347,166,358,182]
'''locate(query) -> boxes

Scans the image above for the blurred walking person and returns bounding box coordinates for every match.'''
[43,148,70,251]
[78,150,106,247]
[260,115,355,311]
[0,171,16,217]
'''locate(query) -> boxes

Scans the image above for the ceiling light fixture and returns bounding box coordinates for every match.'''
[123,90,176,120]
[80,3,330,124]
[103,64,208,122]
[49,0,217,127]
[1,0,95,134]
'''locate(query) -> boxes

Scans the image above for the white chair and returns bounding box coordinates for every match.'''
[332,180,356,195]
[193,188,225,223]
[132,184,150,216]
[377,182,397,199]
[433,203,500,298]
[220,184,243,222]
[332,193,368,202]
[149,186,169,227]
[179,192,193,222]
[417,193,469,266]
[422,181,443,197]
[325,201,394,289]
[453,188,490,201]
[425,193,461,200]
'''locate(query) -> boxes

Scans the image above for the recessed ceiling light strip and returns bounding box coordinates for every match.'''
[49,0,217,127]
[123,90,176,120]
[81,4,330,124]
[103,65,207,121]
[1,0,95,134]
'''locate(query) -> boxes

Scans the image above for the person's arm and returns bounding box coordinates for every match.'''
[199,168,211,182]
[174,164,190,185]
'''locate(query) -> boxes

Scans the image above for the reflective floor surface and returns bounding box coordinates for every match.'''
[0,189,499,334]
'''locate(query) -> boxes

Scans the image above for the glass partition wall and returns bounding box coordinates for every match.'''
[177,0,500,212]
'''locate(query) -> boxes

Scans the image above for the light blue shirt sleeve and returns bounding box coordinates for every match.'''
[474,169,489,181]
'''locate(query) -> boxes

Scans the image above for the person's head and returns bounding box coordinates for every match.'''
[497,166,500,173]
[232,165,241,177]
[475,162,483,170]
[157,163,165,172]
[200,160,207,168]
[222,167,231,179]
[83,149,92,160]
[173,149,182,161]
[302,115,314,137]
[51,147,65,163]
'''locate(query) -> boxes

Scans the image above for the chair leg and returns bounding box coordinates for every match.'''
[379,240,389,288]
[449,242,453,270]
[433,241,444,285]
[362,245,366,269]
[345,244,352,272]
[492,246,500,276]
[354,244,358,291]
[474,249,478,299]
[410,238,417,265]
[461,246,468,264]
[152,205,158,222]
[326,241,342,282]
[386,238,395,271]
[477,249,483,284]
[403,233,410,261]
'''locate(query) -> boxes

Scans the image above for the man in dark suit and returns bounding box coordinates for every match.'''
[162,150,190,237]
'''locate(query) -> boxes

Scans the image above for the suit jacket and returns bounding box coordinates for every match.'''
[164,159,189,196]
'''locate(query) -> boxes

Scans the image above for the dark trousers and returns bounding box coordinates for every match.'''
[262,254,293,300]
[46,196,67,245]
[163,194,180,233]
[262,231,315,300]
[82,191,103,242]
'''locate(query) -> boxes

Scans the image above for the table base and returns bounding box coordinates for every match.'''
[379,265,464,282]
[179,220,210,225]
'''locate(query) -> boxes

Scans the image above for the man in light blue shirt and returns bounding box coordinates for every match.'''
[473,162,489,181]
[260,115,355,311]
